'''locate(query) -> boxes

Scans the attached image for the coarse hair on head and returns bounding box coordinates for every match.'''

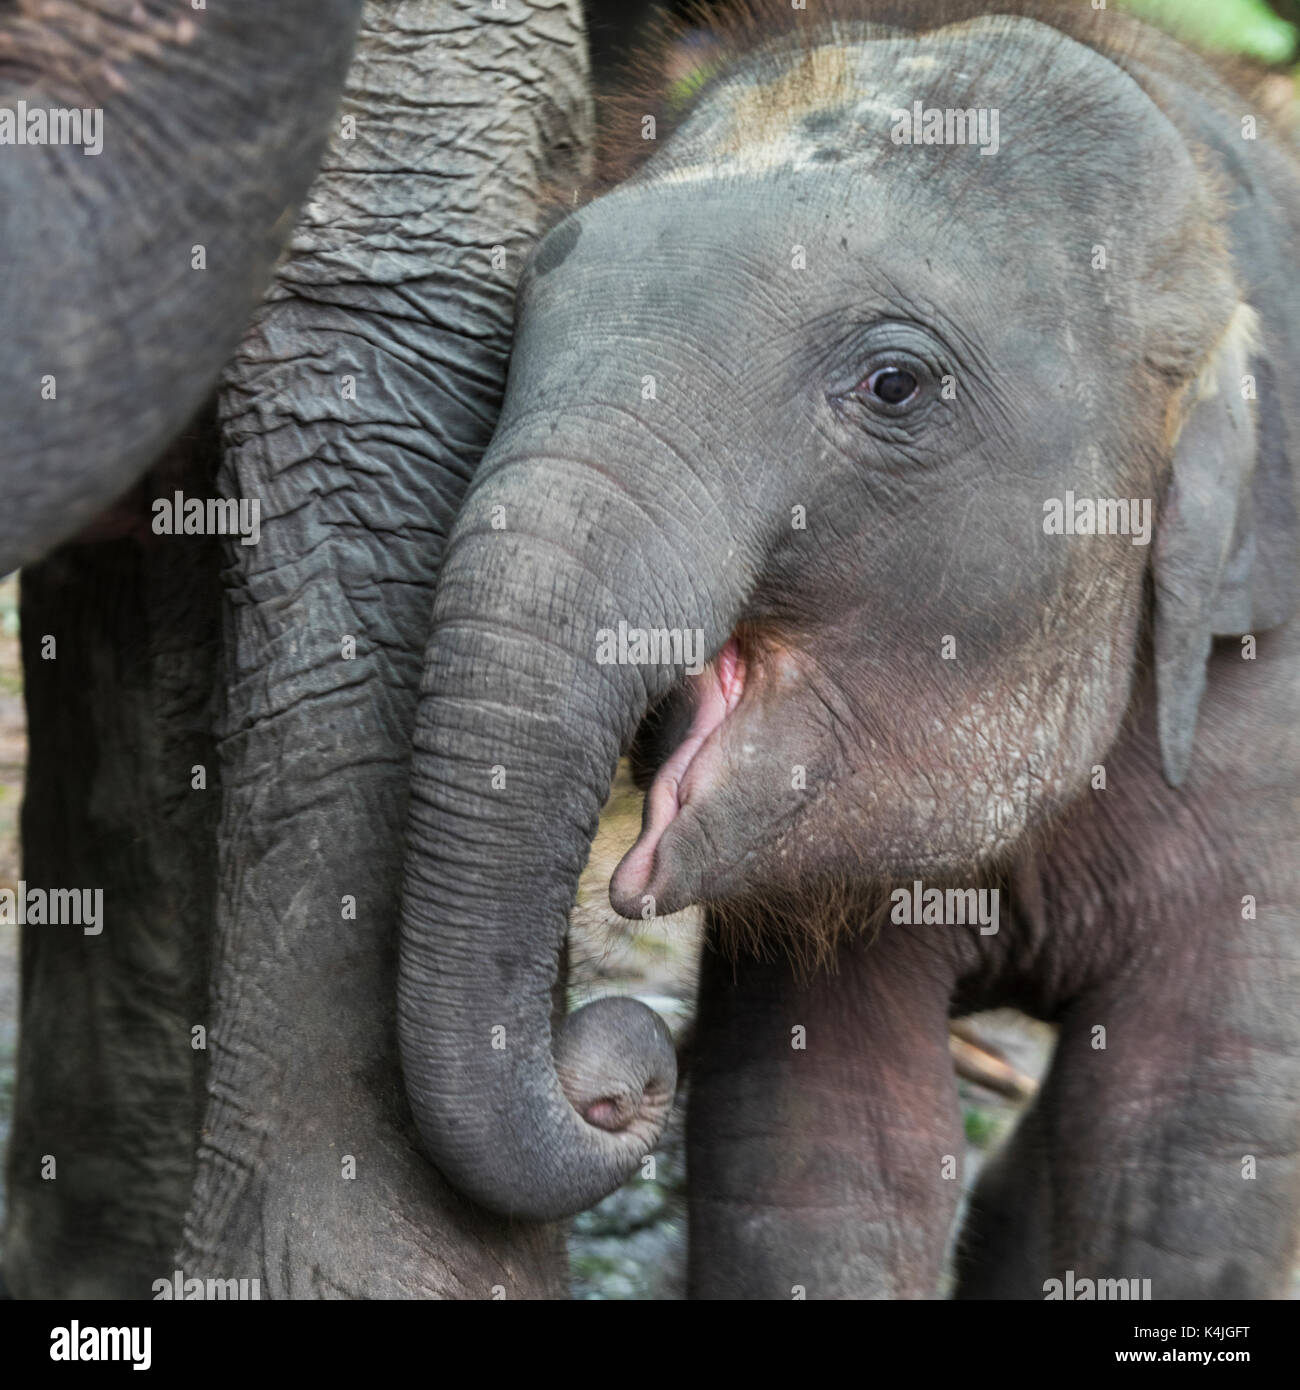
[576,0,1286,199]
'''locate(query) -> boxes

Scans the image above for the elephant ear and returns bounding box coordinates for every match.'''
[1154,302,1297,786]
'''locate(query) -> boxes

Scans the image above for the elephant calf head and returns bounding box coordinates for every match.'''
[398,2,1299,1219]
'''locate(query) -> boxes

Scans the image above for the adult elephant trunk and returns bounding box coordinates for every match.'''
[399,404,746,1220]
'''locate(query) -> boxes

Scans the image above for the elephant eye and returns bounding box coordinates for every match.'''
[864,366,920,407]
[831,335,938,425]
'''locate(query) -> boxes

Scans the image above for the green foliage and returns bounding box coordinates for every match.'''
[1121,0,1297,63]
[667,60,724,113]
[963,1104,1000,1147]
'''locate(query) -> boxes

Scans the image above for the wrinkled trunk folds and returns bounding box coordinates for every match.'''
[400,412,745,1219]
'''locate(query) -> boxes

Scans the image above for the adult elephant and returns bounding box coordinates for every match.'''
[397,1,1300,1297]
[3,0,362,1299]
[4,0,588,1298]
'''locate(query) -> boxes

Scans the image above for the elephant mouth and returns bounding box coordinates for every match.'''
[609,635,747,917]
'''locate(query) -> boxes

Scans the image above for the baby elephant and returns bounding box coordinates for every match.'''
[397,0,1300,1298]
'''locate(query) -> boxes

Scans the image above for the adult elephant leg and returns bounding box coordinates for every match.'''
[177,0,590,1298]
[4,415,221,1299]
[688,913,963,1300]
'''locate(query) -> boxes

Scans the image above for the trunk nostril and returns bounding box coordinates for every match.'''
[582,1095,633,1131]
[553,996,678,1143]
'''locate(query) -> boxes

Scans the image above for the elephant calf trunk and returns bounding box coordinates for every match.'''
[554,997,677,1140]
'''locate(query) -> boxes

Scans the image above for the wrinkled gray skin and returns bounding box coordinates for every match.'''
[177,0,588,1298]
[0,0,360,575]
[4,0,588,1298]
[401,7,1300,1297]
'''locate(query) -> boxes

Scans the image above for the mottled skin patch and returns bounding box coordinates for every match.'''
[714,43,855,156]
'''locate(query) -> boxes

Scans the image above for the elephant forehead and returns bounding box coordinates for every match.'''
[637,16,1188,194]
[526,171,1079,351]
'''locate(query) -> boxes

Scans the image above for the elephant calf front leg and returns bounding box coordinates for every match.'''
[688,923,963,1299]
